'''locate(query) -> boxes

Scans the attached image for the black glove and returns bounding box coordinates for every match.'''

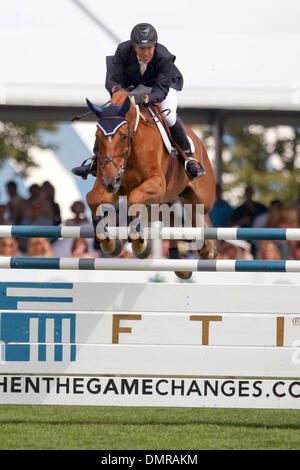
[111,84,122,94]
[134,93,150,106]
[133,93,146,104]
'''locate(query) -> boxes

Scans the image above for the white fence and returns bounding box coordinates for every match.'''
[0,271,300,409]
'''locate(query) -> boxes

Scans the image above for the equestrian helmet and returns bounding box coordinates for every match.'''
[130,23,158,47]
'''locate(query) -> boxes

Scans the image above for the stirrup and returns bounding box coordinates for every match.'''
[184,158,206,181]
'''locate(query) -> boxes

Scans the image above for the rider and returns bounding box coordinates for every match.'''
[72,23,205,181]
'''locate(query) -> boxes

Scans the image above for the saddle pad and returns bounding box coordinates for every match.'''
[148,107,195,155]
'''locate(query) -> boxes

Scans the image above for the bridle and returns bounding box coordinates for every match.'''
[95,115,135,180]
[93,101,170,181]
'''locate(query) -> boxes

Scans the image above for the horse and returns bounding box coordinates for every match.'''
[86,89,216,278]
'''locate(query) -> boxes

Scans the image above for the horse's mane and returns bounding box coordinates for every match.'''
[110,90,129,106]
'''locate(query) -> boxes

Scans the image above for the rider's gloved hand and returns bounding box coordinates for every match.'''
[143,94,150,107]
[134,93,150,106]
[111,84,122,93]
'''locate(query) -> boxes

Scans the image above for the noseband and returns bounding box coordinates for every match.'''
[96,115,135,179]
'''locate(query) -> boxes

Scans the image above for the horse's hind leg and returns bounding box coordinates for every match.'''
[198,213,217,259]
[179,188,217,263]
[167,229,193,280]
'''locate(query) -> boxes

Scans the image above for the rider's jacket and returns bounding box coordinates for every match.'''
[105,41,183,103]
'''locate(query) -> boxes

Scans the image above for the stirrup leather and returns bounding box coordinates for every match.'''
[81,157,94,170]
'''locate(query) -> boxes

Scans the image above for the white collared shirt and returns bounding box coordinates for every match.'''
[137,57,147,76]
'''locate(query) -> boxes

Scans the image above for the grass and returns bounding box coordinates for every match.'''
[0,405,300,450]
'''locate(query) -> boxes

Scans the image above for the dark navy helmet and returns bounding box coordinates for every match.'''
[130,23,158,47]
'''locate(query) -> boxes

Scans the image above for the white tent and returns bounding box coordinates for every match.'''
[0,0,300,217]
[1,0,300,111]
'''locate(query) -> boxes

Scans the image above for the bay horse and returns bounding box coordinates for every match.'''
[86,89,216,278]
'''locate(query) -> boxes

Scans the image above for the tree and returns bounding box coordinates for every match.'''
[0,121,56,176]
[223,125,300,206]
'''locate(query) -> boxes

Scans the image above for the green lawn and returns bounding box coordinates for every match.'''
[0,405,300,450]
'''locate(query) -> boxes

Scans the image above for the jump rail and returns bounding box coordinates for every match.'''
[1,257,300,272]
[1,225,300,240]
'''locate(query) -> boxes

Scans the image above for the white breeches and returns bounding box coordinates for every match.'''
[156,87,178,127]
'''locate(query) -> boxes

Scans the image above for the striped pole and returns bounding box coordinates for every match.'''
[1,225,300,241]
[1,257,300,272]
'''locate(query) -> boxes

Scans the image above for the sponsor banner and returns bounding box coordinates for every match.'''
[2,310,300,348]
[0,375,300,409]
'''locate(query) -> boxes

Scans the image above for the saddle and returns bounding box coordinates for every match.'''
[140,104,195,186]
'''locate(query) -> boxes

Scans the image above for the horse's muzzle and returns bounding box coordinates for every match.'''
[102,177,121,194]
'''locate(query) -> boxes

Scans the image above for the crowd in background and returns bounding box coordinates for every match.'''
[1,180,300,261]
[210,183,300,261]
[0,180,134,259]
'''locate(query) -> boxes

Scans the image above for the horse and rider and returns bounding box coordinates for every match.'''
[72,23,205,182]
[71,23,216,278]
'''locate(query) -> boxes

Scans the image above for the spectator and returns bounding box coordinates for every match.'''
[68,238,99,258]
[65,200,90,226]
[253,199,289,259]
[40,181,61,226]
[231,185,268,257]
[253,199,284,229]
[289,242,300,260]
[0,204,8,224]
[280,205,299,229]
[209,184,234,227]
[21,201,53,226]
[257,240,281,260]
[278,205,299,259]
[26,183,53,221]
[20,201,53,252]
[162,240,171,259]
[51,200,94,257]
[216,240,253,260]
[231,185,267,228]
[0,237,19,256]
[5,181,28,225]
[27,237,55,257]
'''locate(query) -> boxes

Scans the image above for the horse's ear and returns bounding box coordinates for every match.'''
[118,96,131,116]
[86,98,103,119]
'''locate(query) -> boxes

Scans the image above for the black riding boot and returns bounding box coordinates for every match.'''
[169,118,205,181]
[71,158,97,179]
[72,139,98,179]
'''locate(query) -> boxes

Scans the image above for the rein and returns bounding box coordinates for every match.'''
[94,100,173,186]
[139,107,171,127]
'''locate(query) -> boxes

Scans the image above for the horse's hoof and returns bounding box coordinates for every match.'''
[100,239,122,257]
[175,271,193,280]
[132,239,151,259]
[128,230,144,243]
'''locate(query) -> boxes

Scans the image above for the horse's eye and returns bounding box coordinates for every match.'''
[120,134,127,141]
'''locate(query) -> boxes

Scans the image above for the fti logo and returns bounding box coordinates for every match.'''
[0,313,76,362]
[0,281,76,363]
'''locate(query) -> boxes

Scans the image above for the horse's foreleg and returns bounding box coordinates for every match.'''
[127,176,165,259]
[86,186,122,256]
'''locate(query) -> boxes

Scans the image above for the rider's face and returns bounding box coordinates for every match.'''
[133,45,155,64]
